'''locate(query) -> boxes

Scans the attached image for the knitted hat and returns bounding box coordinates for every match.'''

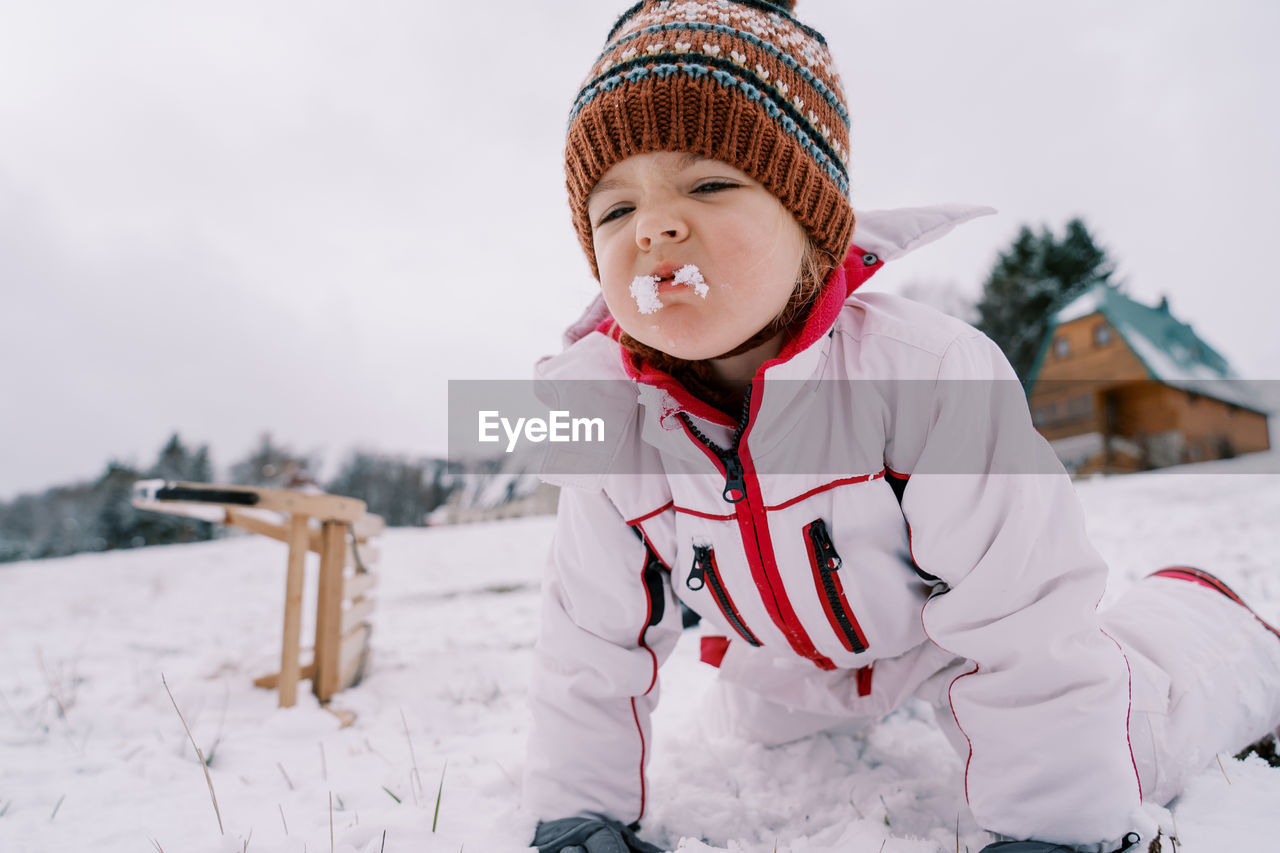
[565,0,854,279]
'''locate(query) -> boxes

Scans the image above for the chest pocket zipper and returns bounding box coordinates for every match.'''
[805,518,869,654]
[687,545,762,647]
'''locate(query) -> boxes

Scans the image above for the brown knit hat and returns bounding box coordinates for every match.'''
[565,0,854,280]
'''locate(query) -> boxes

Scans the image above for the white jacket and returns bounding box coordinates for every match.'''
[523,206,1144,847]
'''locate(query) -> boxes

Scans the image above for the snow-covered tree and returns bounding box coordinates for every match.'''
[326,451,457,526]
[139,433,216,543]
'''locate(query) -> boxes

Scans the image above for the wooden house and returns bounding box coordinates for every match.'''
[1026,284,1270,475]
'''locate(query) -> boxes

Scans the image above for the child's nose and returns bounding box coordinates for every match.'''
[634,207,688,250]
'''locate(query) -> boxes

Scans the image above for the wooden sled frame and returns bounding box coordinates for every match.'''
[132,480,382,708]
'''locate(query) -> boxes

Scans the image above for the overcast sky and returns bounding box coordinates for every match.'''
[2,1,1277,499]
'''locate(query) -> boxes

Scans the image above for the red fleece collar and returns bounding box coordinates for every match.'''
[595,245,884,426]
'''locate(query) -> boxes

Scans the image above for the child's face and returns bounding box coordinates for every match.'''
[587,151,807,361]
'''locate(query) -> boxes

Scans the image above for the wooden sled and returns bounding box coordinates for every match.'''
[133,480,382,709]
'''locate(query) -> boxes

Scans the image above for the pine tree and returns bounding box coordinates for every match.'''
[189,445,213,483]
[140,433,216,543]
[975,218,1115,384]
[229,433,318,488]
[91,461,145,551]
[151,433,190,481]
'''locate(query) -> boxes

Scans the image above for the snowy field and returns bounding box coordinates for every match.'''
[4,454,1280,853]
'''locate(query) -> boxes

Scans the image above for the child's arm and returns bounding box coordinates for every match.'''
[523,484,682,830]
[896,331,1146,848]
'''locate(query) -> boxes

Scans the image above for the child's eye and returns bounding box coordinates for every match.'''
[692,180,739,194]
[595,204,633,226]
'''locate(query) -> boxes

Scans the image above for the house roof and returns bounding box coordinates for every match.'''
[1028,283,1271,414]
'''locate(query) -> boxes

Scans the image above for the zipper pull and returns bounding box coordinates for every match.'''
[809,519,842,571]
[721,453,746,503]
[687,545,710,590]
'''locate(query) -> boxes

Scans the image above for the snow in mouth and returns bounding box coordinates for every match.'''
[629,264,710,314]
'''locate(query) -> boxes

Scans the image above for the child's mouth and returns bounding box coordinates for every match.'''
[630,264,710,314]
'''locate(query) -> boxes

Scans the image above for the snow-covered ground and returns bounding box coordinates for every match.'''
[4,454,1280,853]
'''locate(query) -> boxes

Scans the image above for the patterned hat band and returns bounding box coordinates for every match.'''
[570,57,848,194]
[565,0,856,278]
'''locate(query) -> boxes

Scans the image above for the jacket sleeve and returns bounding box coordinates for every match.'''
[522,483,682,825]
[899,331,1143,847]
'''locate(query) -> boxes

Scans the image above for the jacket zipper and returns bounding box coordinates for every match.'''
[676,389,752,504]
[719,391,750,502]
[678,386,836,670]
[804,518,869,654]
[687,545,762,646]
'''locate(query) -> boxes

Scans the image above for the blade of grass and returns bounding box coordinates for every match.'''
[162,674,224,835]
[205,682,230,766]
[432,761,448,833]
[399,708,423,805]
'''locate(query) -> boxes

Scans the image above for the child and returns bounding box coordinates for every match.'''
[523,2,1280,851]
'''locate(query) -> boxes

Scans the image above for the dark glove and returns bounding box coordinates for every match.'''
[979,832,1141,853]
[532,813,663,853]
